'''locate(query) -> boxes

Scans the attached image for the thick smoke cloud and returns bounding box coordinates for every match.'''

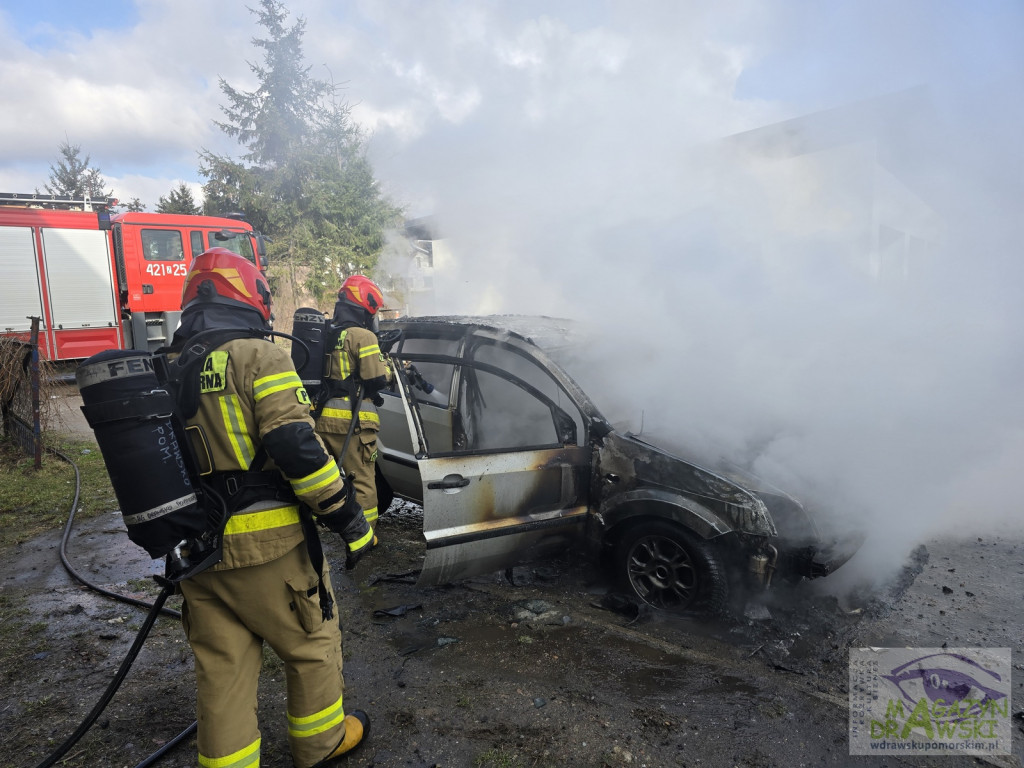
[348,1,1024,592]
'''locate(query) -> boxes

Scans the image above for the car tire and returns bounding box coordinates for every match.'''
[614,520,729,615]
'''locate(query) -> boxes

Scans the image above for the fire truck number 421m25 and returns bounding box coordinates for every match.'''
[0,192,267,362]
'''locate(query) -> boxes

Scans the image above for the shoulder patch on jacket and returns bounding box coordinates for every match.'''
[199,350,229,393]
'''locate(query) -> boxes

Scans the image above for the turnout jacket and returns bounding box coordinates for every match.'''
[318,325,394,435]
[188,337,350,570]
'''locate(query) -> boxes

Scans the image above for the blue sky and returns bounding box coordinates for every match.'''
[2,1,1023,579]
[5,1,139,47]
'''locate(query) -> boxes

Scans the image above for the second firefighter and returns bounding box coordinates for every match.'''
[315,275,394,538]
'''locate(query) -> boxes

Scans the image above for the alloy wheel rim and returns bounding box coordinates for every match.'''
[626,535,698,609]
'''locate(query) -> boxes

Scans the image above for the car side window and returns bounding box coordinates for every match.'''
[393,336,457,406]
[460,366,557,450]
[457,340,584,451]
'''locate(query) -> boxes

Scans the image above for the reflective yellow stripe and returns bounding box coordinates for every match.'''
[358,343,380,359]
[288,693,346,738]
[348,527,374,552]
[363,506,378,524]
[320,407,380,425]
[199,737,260,768]
[291,460,341,495]
[224,505,300,535]
[219,394,254,468]
[253,370,303,401]
[335,330,351,378]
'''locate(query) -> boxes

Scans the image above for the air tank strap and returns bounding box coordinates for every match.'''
[299,507,334,622]
[80,391,176,427]
[205,469,334,621]
[203,470,295,513]
[309,327,352,420]
[311,376,357,420]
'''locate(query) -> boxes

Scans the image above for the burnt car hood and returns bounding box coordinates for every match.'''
[627,429,796,508]
[616,429,864,578]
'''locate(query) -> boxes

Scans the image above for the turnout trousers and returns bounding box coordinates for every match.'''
[319,418,381,530]
[180,542,348,768]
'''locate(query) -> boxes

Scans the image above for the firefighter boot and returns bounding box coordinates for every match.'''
[311,710,370,766]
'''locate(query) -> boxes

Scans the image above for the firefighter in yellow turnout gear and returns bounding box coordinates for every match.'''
[173,249,372,768]
[315,275,394,536]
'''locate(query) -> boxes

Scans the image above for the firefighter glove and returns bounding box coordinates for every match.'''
[344,518,375,570]
[316,503,373,569]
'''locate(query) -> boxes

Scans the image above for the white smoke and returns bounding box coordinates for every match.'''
[340,1,1024,593]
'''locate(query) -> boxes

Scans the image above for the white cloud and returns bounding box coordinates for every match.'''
[0,0,256,183]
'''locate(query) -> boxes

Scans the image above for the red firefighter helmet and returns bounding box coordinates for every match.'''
[181,248,272,321]
[338,275,384,315]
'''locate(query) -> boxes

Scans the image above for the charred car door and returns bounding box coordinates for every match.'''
[388,325,593,586]
[376,332,460,501]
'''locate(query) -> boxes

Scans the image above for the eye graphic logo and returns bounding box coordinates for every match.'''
[883,652,1006,721]
[849,647,1012,756]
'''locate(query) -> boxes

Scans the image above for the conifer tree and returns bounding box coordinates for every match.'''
[200,0,402,300]
[120,197,146,213]
[156,182,202,215]
[45,140,113,200]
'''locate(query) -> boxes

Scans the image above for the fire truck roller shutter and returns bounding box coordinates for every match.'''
[40,228,118,330]
[0,226,44,332]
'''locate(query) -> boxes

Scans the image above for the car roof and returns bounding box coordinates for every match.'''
[384,314,605,421]
[384,314,580,354]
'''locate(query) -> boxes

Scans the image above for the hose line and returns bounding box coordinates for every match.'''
[33,584,172,768]
[32,447,197,768]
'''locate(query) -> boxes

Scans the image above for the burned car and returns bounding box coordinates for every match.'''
[374,315,860,614]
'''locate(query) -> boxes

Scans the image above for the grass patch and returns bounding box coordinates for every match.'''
[126,577,163,596]
[0,435,117,549]
[0,592,47,679]
[21,693,57,717]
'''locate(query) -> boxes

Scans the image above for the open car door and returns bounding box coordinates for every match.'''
[390,326,593,586]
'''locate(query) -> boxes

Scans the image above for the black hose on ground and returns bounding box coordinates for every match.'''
[32,447,197,768]
[57,447,181,619]
[33,583,173,768]
[130,720,200,768]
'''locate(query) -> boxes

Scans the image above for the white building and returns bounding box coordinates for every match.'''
[727,88,943,283]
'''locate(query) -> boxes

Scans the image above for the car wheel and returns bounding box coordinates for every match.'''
[614,520,729,614]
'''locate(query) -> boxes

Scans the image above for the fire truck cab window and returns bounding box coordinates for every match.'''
[142,229,185,261]
[206,230,256,262]
[189,231,204,258]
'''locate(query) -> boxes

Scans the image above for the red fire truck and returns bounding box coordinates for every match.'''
[0,192,266,361]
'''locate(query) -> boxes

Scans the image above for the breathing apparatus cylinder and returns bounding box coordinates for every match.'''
[76,349,207,560]
[290,307,329,400]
